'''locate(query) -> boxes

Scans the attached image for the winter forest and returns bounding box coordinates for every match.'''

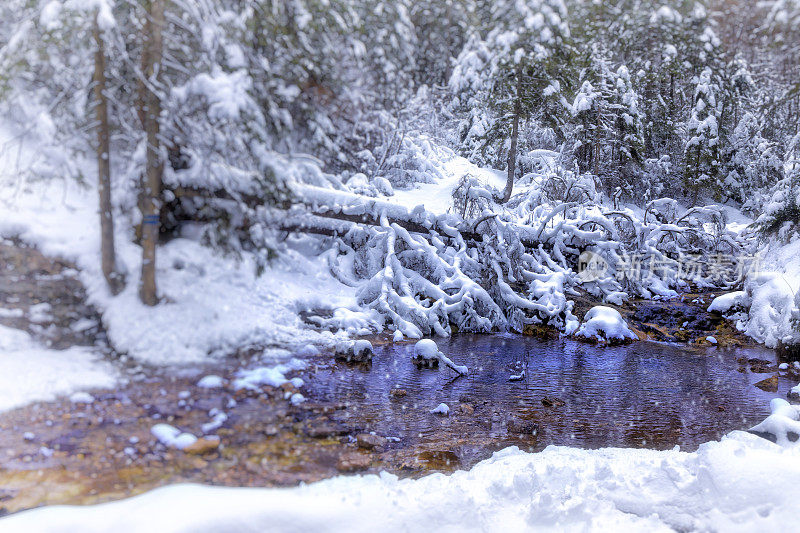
[1,0,800,530]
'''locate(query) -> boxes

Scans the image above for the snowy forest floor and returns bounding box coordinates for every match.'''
[0,237,798,516]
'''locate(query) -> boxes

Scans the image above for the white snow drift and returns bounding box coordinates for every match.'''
[0,324,117,412]
[4,430,800,532]
[576,306,638,343]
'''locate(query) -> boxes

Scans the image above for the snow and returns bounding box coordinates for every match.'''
[389,156,507,215]
[150,424,198,450]
[749,399,800,447]
[69,392,95,404]
[201,410,227,434]
[232,358,306,391]
[430,403,450,415]
[706,336,718,345]
[413,339,468,375]
[5,430,800,532]
[413,339,439,359]
[352,340,373,359]
[739,238,800,347]
[197,375,224,389]
[0,155,354,365]
[0,325,117,412]
[576,306,638,343]
[708,291,749,313]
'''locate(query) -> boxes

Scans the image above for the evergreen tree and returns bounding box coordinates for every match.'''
[684,68,722,203]
[450,0,573,202]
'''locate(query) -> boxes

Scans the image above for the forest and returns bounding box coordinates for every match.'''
[0,0,800,530]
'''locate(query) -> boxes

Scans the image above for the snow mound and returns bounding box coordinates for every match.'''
[150,424,197,450]
[197,375,224,389]
[0,325,118,412]
[232,359,306,391]
[750,398,800,447]
[740,240,800,348]
[708,291,749,313]
[430,403,450,415]
[413,339,468,375]
[5,431,800,532]
[575,306,638,343]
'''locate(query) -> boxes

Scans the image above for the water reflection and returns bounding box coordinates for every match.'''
[309,335,779,452]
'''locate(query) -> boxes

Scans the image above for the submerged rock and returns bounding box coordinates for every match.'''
[184,436,220,455]
[303,420,349,439]
[335,340,373,363]
[541,397,566,408]
[754,375,779,393]
[507,418,538,435]
[336,451,371,472]
[356,433,388,450]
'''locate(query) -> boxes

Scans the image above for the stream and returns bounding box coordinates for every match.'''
[310,335,783,452]
[0,330,795,513]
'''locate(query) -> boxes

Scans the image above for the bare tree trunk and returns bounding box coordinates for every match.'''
[502,66,523,204]
[138,0,165,306]
[93,16,123,295]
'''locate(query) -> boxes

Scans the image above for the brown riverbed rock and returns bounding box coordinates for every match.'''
[389,388,407,398]
[506,418,538,435]
[416,450,460,469]
[303,420,349,439]
[541,397,566,407]
[336,451,371,472]
[754,375,779,393]
[522,324,559,339]
[183,437,220,455]
[356,433,388,450]
[457,403,475,415]
[788,389,800,402]
[739,357,778,373]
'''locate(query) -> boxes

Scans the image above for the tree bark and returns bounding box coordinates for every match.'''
[93,16,123,295]
[138,0,165,306]
[502,66,523,204]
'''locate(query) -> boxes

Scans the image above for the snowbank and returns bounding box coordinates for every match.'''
[575,306,638,343]
[0,325,117,412]
[4,431,800,532]
[0,171,353,365]
[739,239,800,347]
[708,290,749,313]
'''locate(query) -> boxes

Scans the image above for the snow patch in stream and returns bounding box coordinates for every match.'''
[0,325,117,412]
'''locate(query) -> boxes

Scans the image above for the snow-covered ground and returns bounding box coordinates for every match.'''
[740,238,800,348]
[0,124,358,365]
[0,324,117,411]
[3,429,800,532]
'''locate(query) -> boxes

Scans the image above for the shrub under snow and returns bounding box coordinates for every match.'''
[576,306,638,343]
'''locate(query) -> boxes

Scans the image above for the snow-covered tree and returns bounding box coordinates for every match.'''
[450,0,573,202]
[684,68,722,203]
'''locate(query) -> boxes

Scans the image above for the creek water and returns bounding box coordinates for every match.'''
[307,334,783,452]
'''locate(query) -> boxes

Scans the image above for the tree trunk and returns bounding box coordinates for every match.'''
[93,16,123,295]
[502,66,523,204]
[138,0,165,306]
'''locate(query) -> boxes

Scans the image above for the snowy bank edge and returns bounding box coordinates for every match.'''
[2,431,800,532]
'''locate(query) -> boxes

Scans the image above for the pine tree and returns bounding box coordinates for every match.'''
[684,68,722,204]
[450,0,572,202]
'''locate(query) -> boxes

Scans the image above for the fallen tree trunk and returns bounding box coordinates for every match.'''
[167,183,529,244]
